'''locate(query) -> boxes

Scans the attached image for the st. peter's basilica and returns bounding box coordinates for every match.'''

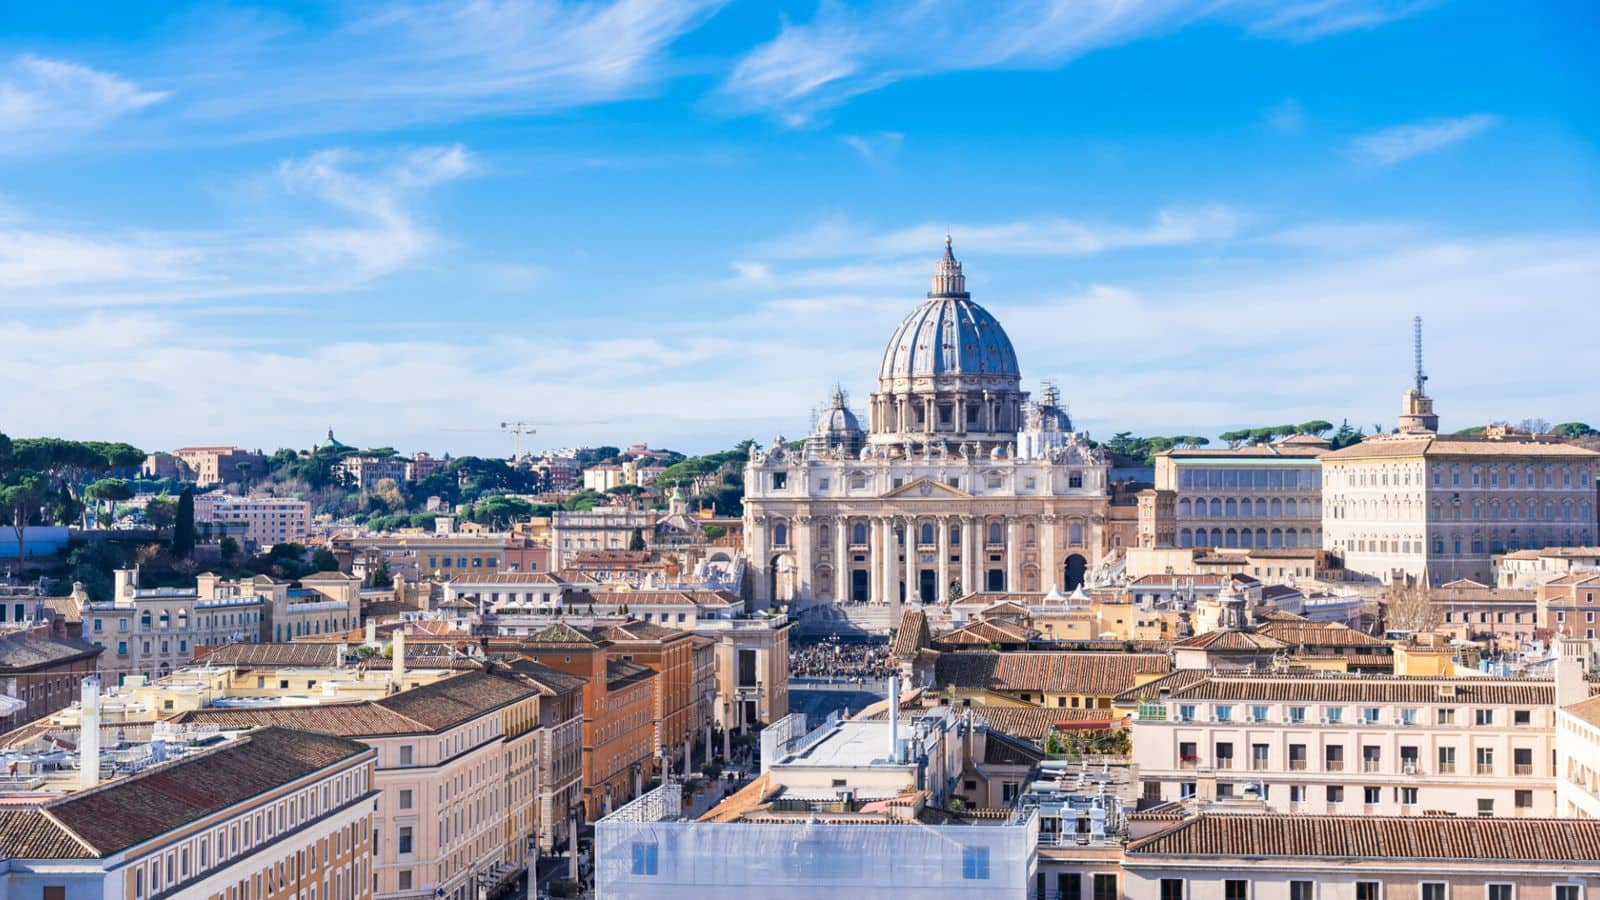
[743,238,1128,612]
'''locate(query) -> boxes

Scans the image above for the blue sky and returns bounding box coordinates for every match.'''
[2,0,1596,456]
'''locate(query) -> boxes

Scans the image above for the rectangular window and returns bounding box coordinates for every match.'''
[960,847,990,880]
[1093,875,1118,900]
[1356,884,1381,900]
[1400,787,1418,805]
[398,871,412,891]
[397,826,413,854]
[1225,880,1249,900]
[1555,887,1580,900]
[1514,709,1531,726]
[1160,879,1185,900]
[631,842,659,876]
[1476,709,1493,726]
[1326,785,1344,803]
[398,789,412,810]
[1421,885,1447,900]
[1290,882,1314,900]
[398,745,414,766]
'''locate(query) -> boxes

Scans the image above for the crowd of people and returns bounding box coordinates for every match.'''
[789,639,898,682]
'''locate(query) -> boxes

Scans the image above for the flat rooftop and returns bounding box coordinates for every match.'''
[783,719,900,768]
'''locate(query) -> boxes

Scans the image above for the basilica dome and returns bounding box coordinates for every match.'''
[877,238,1020,383]
[867,237,1027,452]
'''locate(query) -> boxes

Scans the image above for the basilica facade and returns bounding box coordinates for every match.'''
[743,238,1116,612]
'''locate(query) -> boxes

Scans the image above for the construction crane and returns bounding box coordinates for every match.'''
[441,420,608,461]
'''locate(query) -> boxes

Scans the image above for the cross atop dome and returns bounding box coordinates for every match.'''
[930,234,967,298]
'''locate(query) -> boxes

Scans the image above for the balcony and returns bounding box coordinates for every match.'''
[1476,764,1495,776]
[1325,761,1345,772]
[1214,758,1234,770]
[1515,764,1534,776]
[1361,761,1382,773]
[1288,760,1308,771]
[1179,756,1199,771]
[1439,763,1457,775]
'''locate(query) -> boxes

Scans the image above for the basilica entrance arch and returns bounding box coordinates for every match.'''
[1063,554,1088,591]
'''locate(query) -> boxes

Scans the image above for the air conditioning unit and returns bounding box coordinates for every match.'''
[1321,716,1338,725]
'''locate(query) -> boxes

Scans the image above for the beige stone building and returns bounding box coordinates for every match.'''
[83,568,268,685]
[1142,436,1329,552]
[193,493,311,548]
[171,445,267,487]
[743,240,1118,613]
[1130,671,1558,818]
[1322,382,1597,585]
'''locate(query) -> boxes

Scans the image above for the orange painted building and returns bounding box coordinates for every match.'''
[597,621,706,777]
[516,623,657,819]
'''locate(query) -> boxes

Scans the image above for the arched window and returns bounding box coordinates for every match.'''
[1269,498,1282,517]
[851,522,867,545]
[1255,528,1267,547]
[1193,499,1206,519]
[1068,471,1083,488]
[1179,498,1192,517]
[988,522,1003,544]
[920,523,935,545]
[1285,498,1298,517]
[1209,528,1223,546]
[1270,528,1283,549]
[1024,524,1036,545]
[1070,522,1084,545]
[1224,499,1237,517]
[1179,528,1194,548]
[1254,499,1267,517]
[819,524,830,542]
[1240,528,1254,548]
[1209,499,1222,517]
[773,522,788,546]
[1285,529,1299,549]
[1224,528,1238,548]
[950,524,961,544]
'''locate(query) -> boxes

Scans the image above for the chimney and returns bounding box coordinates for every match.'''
[336,643,349,670]
[392,630,406,682]
[1556,655,1585,709]
[887,675,900,762]
[79,677,102,790]
[365,619,377,646]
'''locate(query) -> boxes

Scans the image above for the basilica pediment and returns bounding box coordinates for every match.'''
[879,477,973,500]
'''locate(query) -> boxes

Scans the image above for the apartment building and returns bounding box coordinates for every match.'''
[930,651,1173,711]
[177,664,558,900]
[0,718,377,900]
[518,623,658,820]
[333,532,513,581]
[550,507,658,570]
[1497,546,1600,588]
[1123,814,1600,899]
[595,620,707,777]
[1539,573,1600,639]
[1131,672,1557,817]
[1430,579,1540,646]
[0,629,102,730]
[247,570,362,642]
[83,568,268,684]
[171,446,267,487]
[335,454,410,491]
[193,493,311,548]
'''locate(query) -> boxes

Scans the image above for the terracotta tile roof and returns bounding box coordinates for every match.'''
[974,707,1124,740]
[935,620,1036,646]
[933,652,1172,696]
[503,658,588,695]
[1129,575,1227,588]
[1323,434,1600,460]
[598,620,687,642]
[1564,694,1600,729]
[891,609,930,658]
[1113,670,1211,703]
[448,572,564,585]
[197,642,339,668]
[606,659,655,691]
[43,727,369,857]
[0,808,92,859]
[1256,620,1391,648]
[1173,629,1289,651]
[524,622,601,646]
[0,633,102,671]
[1167,673,1552,705]
[1127,814,1600,861]
[980,600,1032,617]
[173,702,427,736]
[176,670,541,735]
[376,669,541,729]
[578,590,737,607]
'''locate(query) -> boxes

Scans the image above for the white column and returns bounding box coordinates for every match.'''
[1006,519,1020,593]
[962,515,977,596]
[904,516,916,604]
[1042,514,1059,592]
[867,517,882,605]
[835,515,849,603]
[937,517,951,605]
[794,516,813,608]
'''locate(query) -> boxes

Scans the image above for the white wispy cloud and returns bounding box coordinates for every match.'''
[1349,114,1501,166]
[840,131,903,161]
[753,206,1243,262]
[0,144,473,305]
[159,0,725,137]
[718,1,1435,123]
[0,55,167,143]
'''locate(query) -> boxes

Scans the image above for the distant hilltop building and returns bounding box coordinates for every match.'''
[744,238,1126,613]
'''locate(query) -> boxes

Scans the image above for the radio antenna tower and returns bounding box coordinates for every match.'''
[1412,315,1427,394]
